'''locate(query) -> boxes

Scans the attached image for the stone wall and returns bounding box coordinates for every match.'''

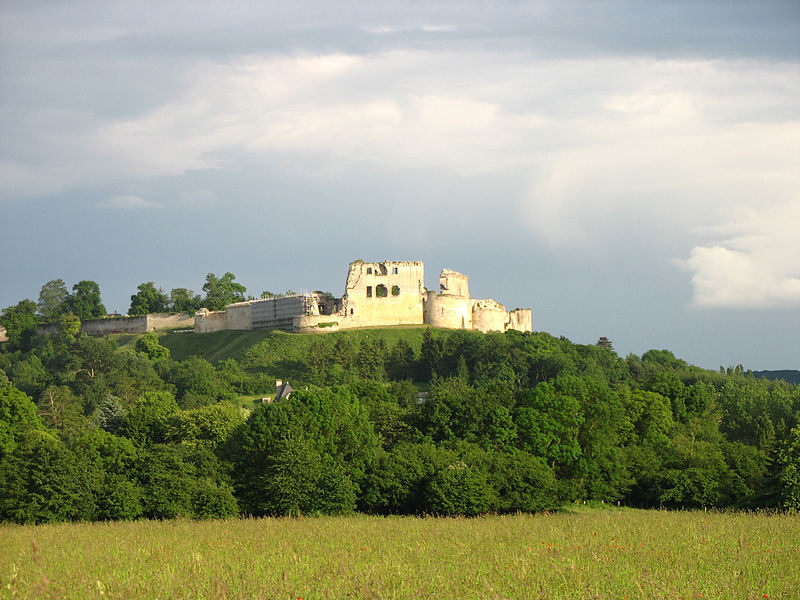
[339,260,426,328]
[439,269,470,297]
[146,312,195,331]
[508,308,533,333]
[0,325,7,343]
[194,309,227,334]
[293,314,341,332]
[80,315,149,335]
[423,290,473,329]
[471,298,509,333]
[36,312,196,337]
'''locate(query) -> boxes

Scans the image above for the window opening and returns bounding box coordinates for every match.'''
[392,267,398,274]
[367,267,372,274]
[376,284,388,298]
[391,285,400,296]
[366,286,372,298]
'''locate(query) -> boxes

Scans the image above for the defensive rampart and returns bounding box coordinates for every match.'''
[193,259,533,334]
[36,312,195,337]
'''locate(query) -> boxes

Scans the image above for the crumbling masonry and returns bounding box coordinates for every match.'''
[194,260,532,334]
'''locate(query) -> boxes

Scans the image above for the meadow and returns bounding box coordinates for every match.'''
[1,508,797,600]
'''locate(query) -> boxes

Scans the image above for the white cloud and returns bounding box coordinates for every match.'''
[97,195,163,210]
[6,48,800,307]
[682,201,800,308]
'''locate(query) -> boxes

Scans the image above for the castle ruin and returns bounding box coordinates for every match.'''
[195,260,532,334]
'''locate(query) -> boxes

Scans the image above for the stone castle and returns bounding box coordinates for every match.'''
[195,260,532,334]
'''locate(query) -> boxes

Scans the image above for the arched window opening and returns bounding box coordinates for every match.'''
[376,284,388,298]
[391,285,400,296]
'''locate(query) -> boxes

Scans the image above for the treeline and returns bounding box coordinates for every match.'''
[0,273,252,351]
[1,326,799,524]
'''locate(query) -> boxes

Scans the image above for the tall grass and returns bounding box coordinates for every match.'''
[1,509,796,599]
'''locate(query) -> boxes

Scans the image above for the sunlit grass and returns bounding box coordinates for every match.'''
[1,509,796,599]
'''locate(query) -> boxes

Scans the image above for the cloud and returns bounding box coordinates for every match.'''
[97,195,163,210]
[179,189,220,209]
[682,202,800,308]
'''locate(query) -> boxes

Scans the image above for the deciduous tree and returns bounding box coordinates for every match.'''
[202,272,246,311]
[129,282,169,315]
[37,279,69,322]
[66,280,106,320]
[0,299,39,351]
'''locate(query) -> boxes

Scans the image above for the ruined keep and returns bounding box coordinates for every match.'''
[194,260,532,334]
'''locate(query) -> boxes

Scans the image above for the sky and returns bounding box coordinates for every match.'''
[1,1,798,371]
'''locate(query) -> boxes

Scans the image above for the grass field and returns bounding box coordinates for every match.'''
[1,508,797,599]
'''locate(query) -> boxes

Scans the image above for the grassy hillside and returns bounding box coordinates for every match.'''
[160,327,429,364]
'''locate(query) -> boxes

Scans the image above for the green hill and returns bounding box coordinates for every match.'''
[158,327,430,383]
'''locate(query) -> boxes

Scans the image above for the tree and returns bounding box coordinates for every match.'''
[596,337,614,350]
[57,312,81,344]
[70,428,143,520]
[424,460,493,516]
[135,444,238,519]
[202,272,246,311]
[118,391,180,446]
[169,288,202,313]
[164,356,234,407]
[135,332,171,361]
[164,403,245,450]
[0,299,39,351]
[129,282,169,315]
[230,387,379,515]
[37,385,85,433]
[0,430,96,523]
[777,425,800,510]
[515,379,583,471]
[66,280,105,320]
[37,279,69,322]
[0,378,42,458]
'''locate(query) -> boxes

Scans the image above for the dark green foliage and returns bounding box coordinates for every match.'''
[129,282,169,315]
[70,429,143,520]
[136,444,238,519]
[424,460,493,516]
[777,425,800,509]
[230,387,379,516]
[0,430,95,523]
[118,391,180,445]
[66,280,105,320]
[135,332,171,361]
[202,272,246,311]
[37,279,69,322]
[1,321,798,522]
[169,288,204,313]
[37,385,85,433]
[164,403,245,450]
[163,356,236,407]
[0,378,42,458]
[1,299,39,351]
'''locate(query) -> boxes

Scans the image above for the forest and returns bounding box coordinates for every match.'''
[2,312,799,524]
